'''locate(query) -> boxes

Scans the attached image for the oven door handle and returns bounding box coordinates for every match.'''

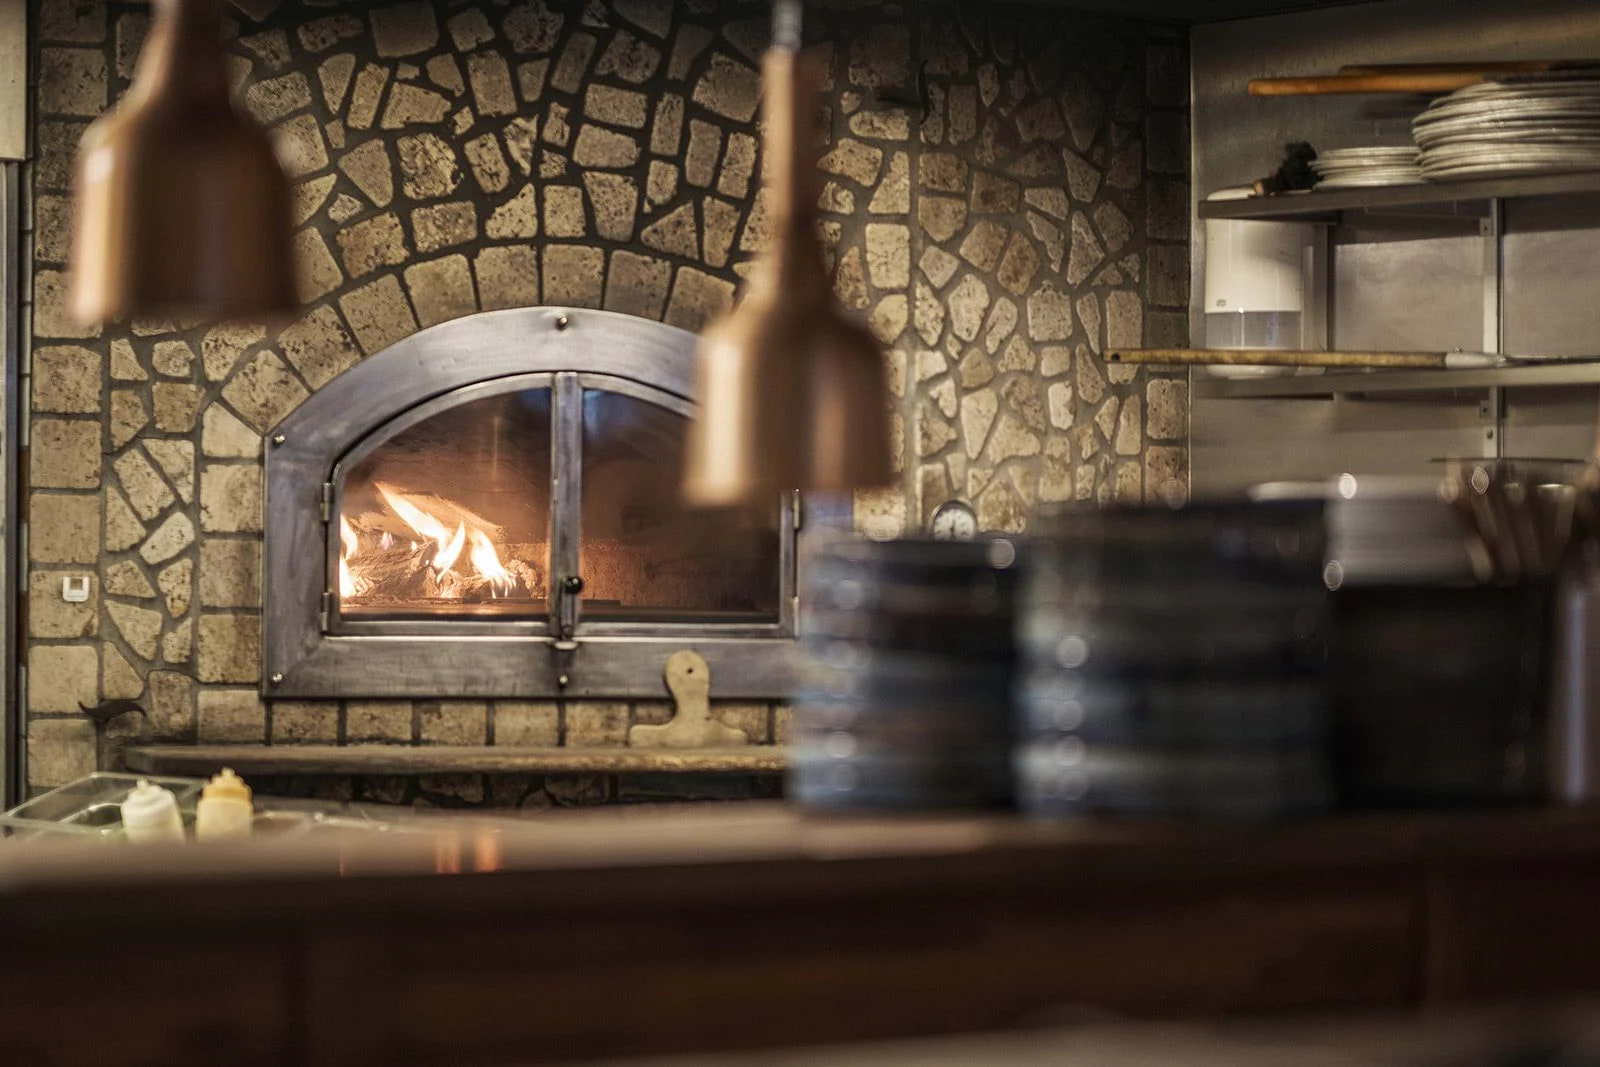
[555,574,584,639]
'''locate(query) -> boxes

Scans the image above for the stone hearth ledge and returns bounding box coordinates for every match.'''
[123,743,786,777]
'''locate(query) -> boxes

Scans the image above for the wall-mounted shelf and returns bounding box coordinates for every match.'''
[1194,361,1600,400]
[1199,171,1600,223]
[123,744,787,777]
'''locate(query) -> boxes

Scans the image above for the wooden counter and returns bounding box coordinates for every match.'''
[5,803,1600,1066]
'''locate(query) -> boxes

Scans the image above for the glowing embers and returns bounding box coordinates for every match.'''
[339,481,543,608]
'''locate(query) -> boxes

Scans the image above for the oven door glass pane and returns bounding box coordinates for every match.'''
[579,388,781,624]
[337,387,552,620]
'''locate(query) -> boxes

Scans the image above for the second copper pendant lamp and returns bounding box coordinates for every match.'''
[70,0,298,325]
[682,0,892,507]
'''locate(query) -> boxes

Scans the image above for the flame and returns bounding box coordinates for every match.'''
[469,528,515,598]
[338,516,366,599]
[354,483,523,600]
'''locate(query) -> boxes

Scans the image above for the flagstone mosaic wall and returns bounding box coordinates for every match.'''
[21,0,1189,803]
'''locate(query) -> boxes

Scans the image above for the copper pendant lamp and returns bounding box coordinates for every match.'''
[682,2,892,507]
[69,0,298,325]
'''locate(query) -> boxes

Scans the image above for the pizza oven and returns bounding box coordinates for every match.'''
[262,308,819,700]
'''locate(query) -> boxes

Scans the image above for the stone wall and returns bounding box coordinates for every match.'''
[21,0,1188,804]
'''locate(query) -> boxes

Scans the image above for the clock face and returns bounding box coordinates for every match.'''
[930,500,978,541]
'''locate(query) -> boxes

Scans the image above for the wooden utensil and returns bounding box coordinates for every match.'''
[1105,348,1503,369]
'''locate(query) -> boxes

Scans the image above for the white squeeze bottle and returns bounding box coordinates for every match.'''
[195,768,254,841]
[121,780,186,844]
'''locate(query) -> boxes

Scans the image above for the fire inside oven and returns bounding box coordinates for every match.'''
[333,379,782,626]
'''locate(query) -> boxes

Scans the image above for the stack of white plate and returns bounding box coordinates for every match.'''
[1413,73,1600,180]
[1309,146,1425,188]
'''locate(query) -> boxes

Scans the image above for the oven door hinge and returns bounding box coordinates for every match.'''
[319,482,333,523]
[319,591,332,632]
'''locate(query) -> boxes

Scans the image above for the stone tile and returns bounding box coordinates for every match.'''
[640,202,697,258]
[717,132,757,199]
[864,223,910,289]
[221,350,309,432]
[38,0,105,43]
[106,599,161,658]
[550,31,597,92]
[1106,290,1143,349]
[339,139,394,208]
[336,212,409,277]
[819,139,884,187]
[572,124,640,169]
[960,388,998,460]
[198,689,267,742]
[318,53,355,113]
[272,702,339,744]
[420,700,488,744]
[684,119,720,188]
[30,419,100,489]
[566,701,627,746]
[650,92,684,156]
[474,245,540,311]
[1145,445,1188,505]
[33,194,70,263]
[110,338,147,382]
[664,267,733,332]
[157,557,191,616]
[693,52,759,122]
[102,642,143,700]
[701,196,737,267]
[244,71,311,125]
[543,245,604,308]
[202,405,260,459]
[32,270,96,339]
[487,183,538,238]
[275,305,360,391]
[585,84,648,129]
[32,346,100,413]
[148,383,200,433]
[597,29,660,84]
[870,152,911,214]
[104,559,154,599]
[467,52,516,116]
[583,173,638,241]
[144,441,195,505]
[341,276,418,353]
[372,0,438,57]
[959,220,1008,272]
[947,274,990,342]
[272,114,329,179]
[502,0,564,53]
[29,569,97,639]
[916,195,966,243]
[200,464,262,533]
[139,511,194,566]
[1148,244,1189,309]
[347,63,391,130]
[412,200,479,254]
[1147,179,1189,241]
[291,227,343,302]
[347,700,414,743]
[299,14,361,53]
[405,254,478,327]
[38,47,106,116]
[114,449,174,521]
[197,614,261,683]
[543,184,585,237]
[997,233,1041,295]
[200,539,262,608]
[151,340,196,378]
[604,251,670,320]
[494,702,559,746]
[27,718,97,788]
[1027,282,1074,343]
[1146,378,1188,441]
[427,53,466,96]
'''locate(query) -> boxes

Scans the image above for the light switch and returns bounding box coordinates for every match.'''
[61,575,90,603]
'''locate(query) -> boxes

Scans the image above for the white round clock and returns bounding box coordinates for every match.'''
[929,500,978,541]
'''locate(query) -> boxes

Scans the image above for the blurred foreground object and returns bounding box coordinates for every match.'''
[1020,502,1333,819]
[792,538,1021,809]
[681,4,890,505]
[69,0,297,324]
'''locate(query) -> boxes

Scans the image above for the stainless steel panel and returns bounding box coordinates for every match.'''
[1330,218,1483,354]
[1503,386,1600,461]
[1504,197,1600,359]
[1191,395,1490,497]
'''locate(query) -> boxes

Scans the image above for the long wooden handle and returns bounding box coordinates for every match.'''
[1106,348,1452,368]
[1249,73,1488,95]
[1339,60,1595,75]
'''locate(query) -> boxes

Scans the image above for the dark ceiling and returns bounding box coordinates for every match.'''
[1017,0,1389,23]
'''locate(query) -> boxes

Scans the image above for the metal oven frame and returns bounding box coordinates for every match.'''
[263,307,820,700]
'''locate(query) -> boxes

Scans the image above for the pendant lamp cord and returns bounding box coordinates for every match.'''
[772,0,802,52]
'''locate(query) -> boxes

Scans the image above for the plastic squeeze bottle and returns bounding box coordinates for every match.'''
[121,780,185,844]
[195,768,254,841]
